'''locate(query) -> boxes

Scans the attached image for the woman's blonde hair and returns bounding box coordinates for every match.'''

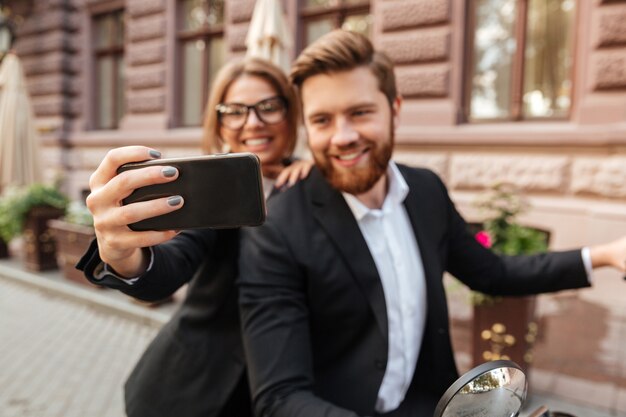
[202,58,299,156]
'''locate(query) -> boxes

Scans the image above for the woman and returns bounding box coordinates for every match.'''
[77,58,311,417]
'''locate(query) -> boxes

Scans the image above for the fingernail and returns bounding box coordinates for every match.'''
[149,149,161,158]
[162,167,177,178]
[167,196,182,206]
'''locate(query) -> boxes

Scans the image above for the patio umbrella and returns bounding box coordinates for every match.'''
[0,52,41,192]
[245,0,292,73]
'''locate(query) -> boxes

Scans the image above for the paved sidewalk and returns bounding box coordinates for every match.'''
[0,259,176,417]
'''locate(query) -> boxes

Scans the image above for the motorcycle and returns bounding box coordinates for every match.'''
[434,360,576,417]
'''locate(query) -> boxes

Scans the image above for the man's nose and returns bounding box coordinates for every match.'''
[331,120,358,146]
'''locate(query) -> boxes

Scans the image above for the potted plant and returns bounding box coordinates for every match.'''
[0,204,11,259]
[468,183,549,373]
[0,239,7,258]
[48,201,96,286]
[0,183,69,271]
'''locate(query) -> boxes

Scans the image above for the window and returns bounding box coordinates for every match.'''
[299,0,372,51]
[177,0,226,127]
[93,10,125,129]
[465,0,576,122]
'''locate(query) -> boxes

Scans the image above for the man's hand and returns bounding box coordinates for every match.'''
[589,236,626,275]
[86,146,183,277]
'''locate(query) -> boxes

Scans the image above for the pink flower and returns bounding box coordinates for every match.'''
[475,231,492,248]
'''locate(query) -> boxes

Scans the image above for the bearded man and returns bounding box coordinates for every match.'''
[238,30,626,417]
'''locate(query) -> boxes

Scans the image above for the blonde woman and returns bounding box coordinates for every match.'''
[77,58,311,417]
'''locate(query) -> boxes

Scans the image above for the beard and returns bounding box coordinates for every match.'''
[313,125,394,195]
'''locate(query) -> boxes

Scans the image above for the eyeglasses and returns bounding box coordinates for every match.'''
[216,96,287,130]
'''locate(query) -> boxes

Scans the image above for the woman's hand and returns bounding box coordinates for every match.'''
[274,159,314,189]
[86,146,184,277]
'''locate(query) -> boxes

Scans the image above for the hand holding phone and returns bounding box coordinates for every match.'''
[118,153,266,231]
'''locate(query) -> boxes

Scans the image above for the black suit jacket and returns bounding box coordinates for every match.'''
[238,165,589,417]
[77,228,252,417]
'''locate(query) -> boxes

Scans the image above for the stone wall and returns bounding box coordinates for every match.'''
[7,0,626,214]
[15,0,80,136]
[124,0,167,123]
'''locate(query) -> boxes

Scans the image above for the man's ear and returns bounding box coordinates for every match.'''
[392,96,402,127]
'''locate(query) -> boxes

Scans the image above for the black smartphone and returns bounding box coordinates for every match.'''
[117,153,266,231]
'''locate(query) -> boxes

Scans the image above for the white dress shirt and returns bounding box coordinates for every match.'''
[343,162,427,413]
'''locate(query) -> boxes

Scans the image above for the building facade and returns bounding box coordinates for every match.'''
[8,0,626,247]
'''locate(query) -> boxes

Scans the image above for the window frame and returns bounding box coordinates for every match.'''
[174,0,225,127]
[297,0,370,53]
[91,6,125,130]
[462,0,578,123]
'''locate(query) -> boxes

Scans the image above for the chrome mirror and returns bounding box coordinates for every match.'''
[434,360,527,417]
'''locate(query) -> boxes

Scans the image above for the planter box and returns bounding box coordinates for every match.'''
[466,222,550,374]
[48,219,95,286]
[0,239,8,258]
[22,206,65,271]
[472,296,538,374]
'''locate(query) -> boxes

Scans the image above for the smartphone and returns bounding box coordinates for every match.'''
[117,153,266,231]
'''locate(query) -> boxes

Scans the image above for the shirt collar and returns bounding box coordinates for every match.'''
[343,161,409,221]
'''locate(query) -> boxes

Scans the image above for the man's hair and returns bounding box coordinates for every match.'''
[290,30,397,105]
[202,57,299,155]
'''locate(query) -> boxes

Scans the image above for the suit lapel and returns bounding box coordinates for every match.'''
[308,169,389,339]
[399,166,442,337]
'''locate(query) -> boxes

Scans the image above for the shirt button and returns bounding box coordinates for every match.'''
[374,359,385,370]
[438,327,447,335]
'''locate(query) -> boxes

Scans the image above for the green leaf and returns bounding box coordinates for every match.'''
[0,183,69,242]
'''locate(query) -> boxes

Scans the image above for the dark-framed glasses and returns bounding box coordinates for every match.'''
[216,96,287,130]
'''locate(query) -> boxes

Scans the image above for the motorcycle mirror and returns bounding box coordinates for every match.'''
[434,360,527,417]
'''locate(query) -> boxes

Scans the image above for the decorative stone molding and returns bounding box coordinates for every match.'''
[229,0,255,24]
[396,66,449,97]
[28,74,79,97]
[393,152,448,179]
[128,42,165,66]
[598,7,626,47]
[381,0,450,32]
[127,68,165,90]
[380,29,450,64]
[15,31,79,57]
[33,98,79,117]
[46,0,79,8]
[571,157,626,198]
[594,51,626,89]
[127,0,165,18]
[68,148,113,170]
[127,92,165,113]
[449,155,569,192]
[18,10,79,36]
[22,53,80,76]
[229,23,249,52]
[128,15,166,42]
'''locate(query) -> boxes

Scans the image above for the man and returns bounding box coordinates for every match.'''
[238,30,626,417]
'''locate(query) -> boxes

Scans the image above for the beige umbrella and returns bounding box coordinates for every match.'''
[245,0,292,73]
[0,52,41,192]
